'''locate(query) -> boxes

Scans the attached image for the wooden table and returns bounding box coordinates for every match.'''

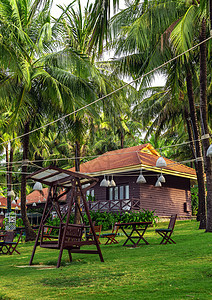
[118,221,152,247]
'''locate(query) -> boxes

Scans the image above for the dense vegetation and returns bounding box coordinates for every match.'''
[45,209,158,232]
[0,0,211,236]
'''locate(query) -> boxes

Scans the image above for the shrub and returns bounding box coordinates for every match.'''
[44,209,158,232]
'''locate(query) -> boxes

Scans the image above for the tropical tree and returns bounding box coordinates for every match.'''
[170,0,212,230]
[0,0,108,239]
[109,0,211,229]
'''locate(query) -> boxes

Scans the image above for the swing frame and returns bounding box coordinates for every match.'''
[28,166,104,268]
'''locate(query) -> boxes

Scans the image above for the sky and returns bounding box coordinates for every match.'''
[51,0,166,87]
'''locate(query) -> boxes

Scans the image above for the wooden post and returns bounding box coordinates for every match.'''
[78,180,104,262]
[57,180,76,268]
[29,187,53,265]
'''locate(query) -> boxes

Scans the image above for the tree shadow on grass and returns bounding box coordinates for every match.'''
[40,272,125,288]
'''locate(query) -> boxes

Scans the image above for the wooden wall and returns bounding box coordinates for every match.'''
[94,172,192,218]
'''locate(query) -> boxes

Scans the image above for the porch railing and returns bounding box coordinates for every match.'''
[61,198,141,214]
[82,198,141,213]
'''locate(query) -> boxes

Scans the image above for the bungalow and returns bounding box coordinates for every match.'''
[69,143,197,218]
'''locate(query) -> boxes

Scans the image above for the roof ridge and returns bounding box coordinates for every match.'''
[103,144,150,155]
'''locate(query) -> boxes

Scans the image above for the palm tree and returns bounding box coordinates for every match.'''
[0,0,105,239]
[170,0,212,230]
[109,0,211,229]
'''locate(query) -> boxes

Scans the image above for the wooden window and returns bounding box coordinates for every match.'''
[125,185,129,199]
[114,187,119,200]
[109,188,113,200]
[108,184,130,200]
[86,189,95,200]
[120,186,124,200]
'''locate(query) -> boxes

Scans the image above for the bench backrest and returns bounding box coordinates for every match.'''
[113,222,120,234]
[168,214,177,231]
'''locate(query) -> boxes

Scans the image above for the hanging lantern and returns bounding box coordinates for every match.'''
[32,202,37,207]
[158,173,166,183]
[33,182,43,191]
[8,190,15,197]
[136,169,146,184]
[206,144,212,157]
[156,156,167,168]
[109,175,116,187]
[106,176,110,187]
[100,175,108,187]
[155,179,162,187]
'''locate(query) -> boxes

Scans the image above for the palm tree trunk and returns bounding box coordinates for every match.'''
[186,67,206,228]
[74,140,81,224]
[199,19,212,232]
[6,145,11,213]
[184,109,197,168]
[21,121,36,241]
[120,131,124,149]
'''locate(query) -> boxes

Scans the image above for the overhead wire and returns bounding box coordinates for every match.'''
[0,35,211,147]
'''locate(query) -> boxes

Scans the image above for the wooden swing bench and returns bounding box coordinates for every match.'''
[39,224,97,250]
[28,166,104,268]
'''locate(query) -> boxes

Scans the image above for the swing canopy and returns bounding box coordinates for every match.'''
[29,165,97,188]
[28,166,104,268]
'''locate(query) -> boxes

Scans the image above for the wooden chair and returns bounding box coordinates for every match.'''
[100,223,120,245]
[0,231,22,255]
[155,214,177,244]
[86,225,102,243]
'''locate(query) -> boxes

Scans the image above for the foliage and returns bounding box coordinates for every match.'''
[84,209,158,230]
[86,195,96,202]
[191,186,199,216]
[16,218,24,227]
[44,209,157,232]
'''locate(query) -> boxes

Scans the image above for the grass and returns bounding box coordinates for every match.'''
[0,220,211,300]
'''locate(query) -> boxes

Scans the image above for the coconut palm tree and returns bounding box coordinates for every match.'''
[109,0,211,229]
[170,0,212,231]
[0,0,106,239]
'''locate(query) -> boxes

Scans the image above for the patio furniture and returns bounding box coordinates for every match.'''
[86,225,102,244]
[28,166,104,268]
[155,214,177,244]
[100,222,120,245]
[0,231,22,255]
[118,221,152,247]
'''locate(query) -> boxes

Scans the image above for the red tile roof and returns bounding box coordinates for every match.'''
[26,187,66,205]
[26,188,49,204]
[0,196,21,210]
[69,143,196,178]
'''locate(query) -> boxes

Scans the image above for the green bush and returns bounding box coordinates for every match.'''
[83,209,158,230]
[16,218,23,227]
[44,210,158,232]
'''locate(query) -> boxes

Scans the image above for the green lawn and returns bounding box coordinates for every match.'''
[0,220,211,300]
